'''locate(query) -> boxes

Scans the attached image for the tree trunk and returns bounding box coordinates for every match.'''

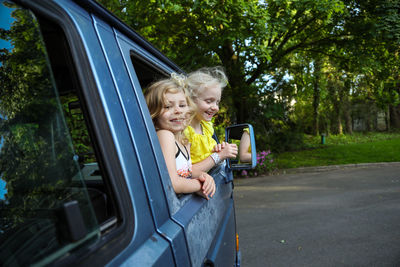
[325,120,330,136]
[344,107,352,134]
[386,105,390,131]
[366,108,373,131]
[337,116,343,134]
[219,41,249,124]
[331,97,342,134]
[390,104,400,129]
[312,59,321,136]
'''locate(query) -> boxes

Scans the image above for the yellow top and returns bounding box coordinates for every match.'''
[184,120,217,164]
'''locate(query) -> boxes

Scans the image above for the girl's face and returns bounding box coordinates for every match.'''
[156,91,189,134]
[194,85,222,122]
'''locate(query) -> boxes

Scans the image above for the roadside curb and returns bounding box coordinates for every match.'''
[275,162,400,175]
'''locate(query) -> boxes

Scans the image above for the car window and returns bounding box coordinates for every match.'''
[0,1,117,265]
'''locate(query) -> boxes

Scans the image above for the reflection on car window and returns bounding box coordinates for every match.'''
[0,1,102,265]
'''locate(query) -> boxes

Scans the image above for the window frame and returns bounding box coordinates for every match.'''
[125,44,201,213]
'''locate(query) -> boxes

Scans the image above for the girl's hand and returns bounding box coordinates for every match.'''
[212,142,227,153]
[212,143,222,153]
[196,172,216,200]
[218,143,238,160]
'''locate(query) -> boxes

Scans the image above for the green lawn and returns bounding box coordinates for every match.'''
[274,132,400,169]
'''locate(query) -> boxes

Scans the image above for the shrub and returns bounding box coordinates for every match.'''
[267,129,305,153]
[238,150,277,178]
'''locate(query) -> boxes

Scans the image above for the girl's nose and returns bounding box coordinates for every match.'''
[174,106,183,113]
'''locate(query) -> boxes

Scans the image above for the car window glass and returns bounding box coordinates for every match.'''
[0,1,103,265]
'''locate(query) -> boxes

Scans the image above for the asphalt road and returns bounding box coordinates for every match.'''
[234,164,400,267]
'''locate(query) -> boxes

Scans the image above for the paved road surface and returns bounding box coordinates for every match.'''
[234,164,400,267]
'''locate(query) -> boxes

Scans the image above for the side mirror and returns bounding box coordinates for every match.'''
[225,124,257,170]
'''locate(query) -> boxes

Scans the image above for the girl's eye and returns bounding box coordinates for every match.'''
[164,105,171,109]
[180,104,187,108]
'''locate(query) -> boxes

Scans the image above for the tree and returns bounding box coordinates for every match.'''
[97,0,400,151]
[98,0,346,120]
[340,0,400,130]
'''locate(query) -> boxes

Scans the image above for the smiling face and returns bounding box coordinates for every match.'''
[193,85,222,122]
[156,91,190,135]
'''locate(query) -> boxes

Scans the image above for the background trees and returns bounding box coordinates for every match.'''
[98,0,400,152]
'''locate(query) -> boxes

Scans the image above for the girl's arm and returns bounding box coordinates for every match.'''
[239,131,252,163]
[194,172,216,200]
[157,130,202,194]
[191,142,238,177]
[191,156,218,177]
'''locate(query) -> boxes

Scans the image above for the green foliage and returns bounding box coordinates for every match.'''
[97,0,348,141]
[98,0,400,152]
[266,126,305,153]
[303,131,400,146]
[0,4,49,119]
[61,96,95,163]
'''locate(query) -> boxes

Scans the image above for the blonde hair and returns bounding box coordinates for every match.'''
[186,66,228,99]
[144,75,195,144]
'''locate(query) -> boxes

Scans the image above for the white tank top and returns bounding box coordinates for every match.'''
[175,142,192,178]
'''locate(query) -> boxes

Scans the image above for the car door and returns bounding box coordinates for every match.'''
[91,9,194,266]
[113,28,238,267]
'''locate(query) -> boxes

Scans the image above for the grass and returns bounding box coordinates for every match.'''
[274,132,400,169]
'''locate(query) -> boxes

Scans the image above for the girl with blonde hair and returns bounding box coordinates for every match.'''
[184,67,238,173]
[145,74,215,199]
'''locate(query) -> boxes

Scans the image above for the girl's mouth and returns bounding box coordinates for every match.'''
[206,111,214,116]
[204,111,215,119]
[171,118,184,123]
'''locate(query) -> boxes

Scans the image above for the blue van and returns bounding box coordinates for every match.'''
[0,0,256,266]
